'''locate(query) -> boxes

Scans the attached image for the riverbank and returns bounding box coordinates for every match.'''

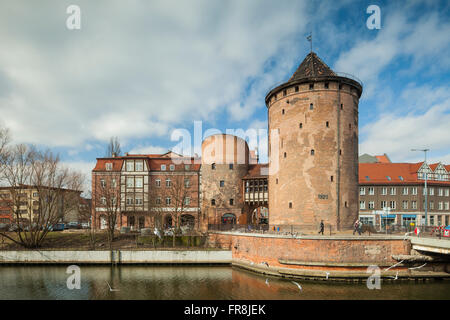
[0,249,231,264]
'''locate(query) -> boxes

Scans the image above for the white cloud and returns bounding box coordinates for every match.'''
[0,0,310,149]
[61,160,96,194]
[129,145,167,155]
[360,88,450,163]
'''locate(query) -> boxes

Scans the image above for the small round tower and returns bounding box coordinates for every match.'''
[265,52,363,231]
[200,134,249,227]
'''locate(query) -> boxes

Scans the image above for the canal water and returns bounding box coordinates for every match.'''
[0,265,448,300]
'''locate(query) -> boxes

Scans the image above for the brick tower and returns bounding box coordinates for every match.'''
[265,52,363,231]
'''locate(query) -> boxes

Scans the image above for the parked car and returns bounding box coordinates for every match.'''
[52,223,65,231]
[67,222,81,229]
[81,222,90,229]
[0,223,9,231]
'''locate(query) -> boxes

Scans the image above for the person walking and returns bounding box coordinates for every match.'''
[353,219,360,235]
[318,220,324,235]
[358,221,363,235]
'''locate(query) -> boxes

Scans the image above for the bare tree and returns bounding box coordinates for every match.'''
[78,192,96,249]
[106,136,121,157]
[0,127,11,180]
[0,145,83,248]
[162,169,191,246]
[92,175,121,246]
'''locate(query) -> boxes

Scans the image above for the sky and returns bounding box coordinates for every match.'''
[0,0,449,193]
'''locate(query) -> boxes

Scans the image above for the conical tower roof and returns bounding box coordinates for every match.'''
[289,52,336,81]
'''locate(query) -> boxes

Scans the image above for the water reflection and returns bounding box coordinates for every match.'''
[0,265,448,300]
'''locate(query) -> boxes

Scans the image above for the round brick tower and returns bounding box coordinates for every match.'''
[265,52,363,231]
[201,134,249,228]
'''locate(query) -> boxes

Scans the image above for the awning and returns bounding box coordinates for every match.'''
[381,215,396,218]
[402,214,417,218]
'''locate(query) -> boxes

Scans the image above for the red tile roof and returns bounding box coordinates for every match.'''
[92,159,124,172]
[359,162,450,185]
[375,154,391,163]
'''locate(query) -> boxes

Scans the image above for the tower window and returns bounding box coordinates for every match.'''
[349,124,351,129]
[345,201,348,208]
[331,176,334,182]
[274,94,277,100]
[230,199,234,205]
[212,163,216,170]
[211,199,216,206]
[340,104,343,110]
[287,99,289,104]
[220,180,225,187]
[289,202,292,209]
[309,83,314,90]
[310,103,314,110]
[282,109,285,115]
[276,178,278,184]
[339,84,343,90]
[284,152,287,158]
[283,89,287,96]
[311,149,315,156]
[326,121,329,127]
[324,82,329,89]
[299,123,303,129]
[339,149,342,155]
[229,164,233,170]
[295,86,299,92]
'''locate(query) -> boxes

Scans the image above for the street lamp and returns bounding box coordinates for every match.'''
[411,148,429,227]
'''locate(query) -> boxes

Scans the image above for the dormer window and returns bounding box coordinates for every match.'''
[161,164,166,171]
[324,82,329,89]
[386,176,391,181]
[105,163,113,171]
[169,164,175,171]
[309,83,314,90]
[295,86,299,92]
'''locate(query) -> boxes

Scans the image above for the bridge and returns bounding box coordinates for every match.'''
[408,236,450,255]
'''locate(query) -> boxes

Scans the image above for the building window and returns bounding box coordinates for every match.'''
[310,103,314,110]
[111,179,116,188]
[211,199,216,206]
[283,89,286,96]
[368,201,375,209]
[402,201,408,209]
[390,201,396,209]
[411,201,417,209]
[331,176,334,182]
[135,161,143,171]
[184,197,190,206]
[284,152,287,158]
[282,109,285,115]
[311,149,315,156]
[184,178,190,188]
[135,197,143,205]
[135,177,143,188]
[326,121,329,127]
[445,189,449,196]
[126,177,134,188]
[381,187,387,195]
[100,179,106,188]
[106,163,113,171]
[381,201,387,209]
[360,201,365,209]
[345,201,348,208]
[360,187,365,195]
[126,161,134,171]
[156,197,161,205]
[438,202,443,210]
[229,164,233,170]
[230,199,234,206]
[295,86,299,92]
[185,164,190,171]
[299,123,303,129]
[390,187,396,195]
[324,82,329,89]
[429,188,434,195]
[126,197,133,205]
[155,179,161,187]
[289,202,292,209]
[101,197,106,205]
[411,187,417,195]
[444,202,449,210]
[309,83,314,90]
[402,187,408,195]
[368,187,374,195]
[161,164,166,171]
[276,178,278,184]
[166,197,171,205]
[212,163,216,170]
[170,164,175,171]
[166,179,171,187]
[438,188,444,196]
[340,104,343,110]
[220,180,225,187]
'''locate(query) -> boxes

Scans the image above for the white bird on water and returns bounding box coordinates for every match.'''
[261,261,269,268]
[265,278,270,287]
[325,272,330,280]
[291,281,302,292]
[106,280,120,292]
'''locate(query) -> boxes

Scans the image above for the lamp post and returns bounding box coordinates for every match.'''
[411,149,429,228]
